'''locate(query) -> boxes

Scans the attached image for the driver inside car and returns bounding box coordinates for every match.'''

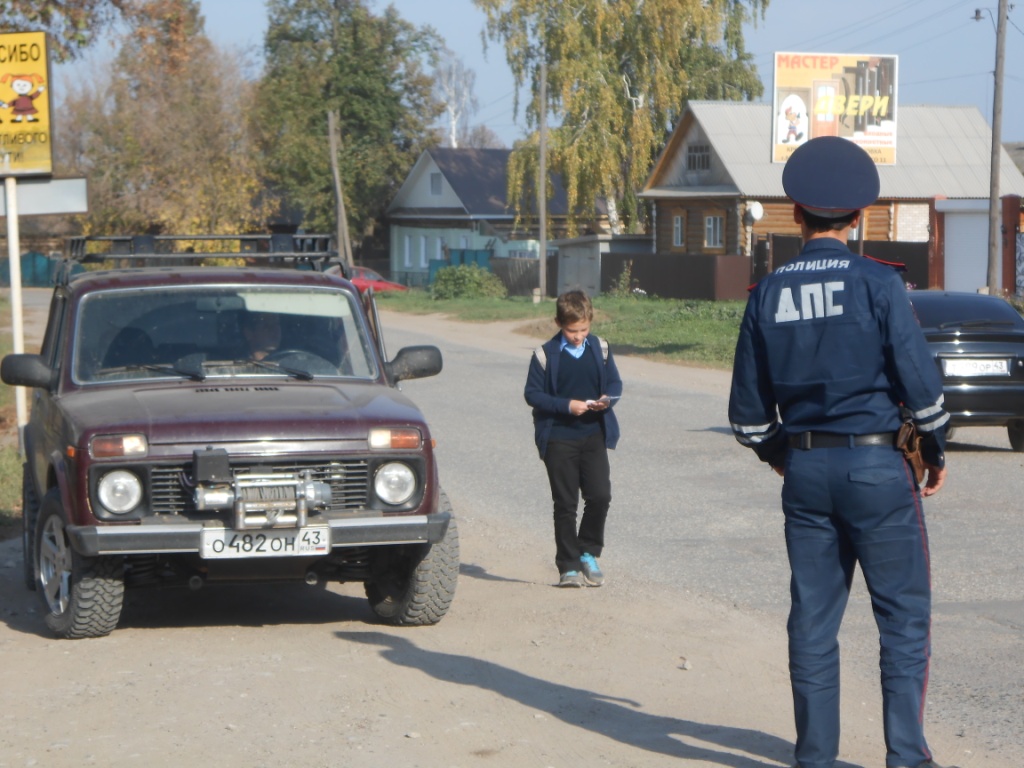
[240,310,282,361]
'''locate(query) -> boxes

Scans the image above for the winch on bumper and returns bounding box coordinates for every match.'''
[67,448,451,558]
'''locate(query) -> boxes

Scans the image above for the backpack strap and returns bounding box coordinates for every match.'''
[533,345,548,370]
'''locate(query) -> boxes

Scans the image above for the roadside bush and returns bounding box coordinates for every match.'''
[605,260,647,299]
[431,264,507,300]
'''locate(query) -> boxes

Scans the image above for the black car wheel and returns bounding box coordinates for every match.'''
[365,494,459,626]
[1009,420,1024,452]
[21,464,39,591]
[36,490,125,639]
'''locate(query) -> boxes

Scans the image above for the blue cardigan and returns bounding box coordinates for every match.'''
[524,332,623,458]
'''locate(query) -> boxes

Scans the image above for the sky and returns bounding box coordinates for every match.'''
[188,0,1024,147]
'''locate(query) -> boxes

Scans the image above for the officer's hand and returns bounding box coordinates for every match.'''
[921,464,947,497]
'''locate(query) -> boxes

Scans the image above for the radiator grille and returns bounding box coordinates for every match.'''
[149,460,370,516]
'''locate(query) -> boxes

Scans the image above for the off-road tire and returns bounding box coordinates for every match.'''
[365,494,459,626]
[36,491,125,639]
[1009,420,1024,452]
[21,463,39,591]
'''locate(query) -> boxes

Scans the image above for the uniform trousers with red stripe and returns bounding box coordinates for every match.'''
[782,442,932,768]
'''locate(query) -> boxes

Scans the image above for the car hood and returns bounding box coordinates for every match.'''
[61,381,428,447]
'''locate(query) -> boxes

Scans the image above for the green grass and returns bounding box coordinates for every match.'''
[374,288,557,322]
[379,289,745,368]
[0,293,21,540]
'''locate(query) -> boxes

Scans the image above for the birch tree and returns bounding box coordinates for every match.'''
[474,0,768,234]
[434,49,478,148]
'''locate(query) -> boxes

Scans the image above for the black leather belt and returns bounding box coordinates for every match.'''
[788,432,897,450]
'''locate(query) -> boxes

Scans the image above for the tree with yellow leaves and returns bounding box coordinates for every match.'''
[475,0,768,234]
[55,0,275,235]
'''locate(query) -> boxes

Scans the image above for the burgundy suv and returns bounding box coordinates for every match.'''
[2,235,458,638]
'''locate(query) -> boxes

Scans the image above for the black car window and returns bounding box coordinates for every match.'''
[909,294,1024,330]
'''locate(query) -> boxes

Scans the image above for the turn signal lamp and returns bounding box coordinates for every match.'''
[368,428,421,450]
[90,434,149,458]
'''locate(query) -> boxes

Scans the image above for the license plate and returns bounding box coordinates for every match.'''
[201,526,331,559]
[942,358,1009,377]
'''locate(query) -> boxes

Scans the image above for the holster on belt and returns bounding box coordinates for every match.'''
[895,421,926,484]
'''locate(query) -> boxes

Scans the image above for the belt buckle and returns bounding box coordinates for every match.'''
[799,432,812,450]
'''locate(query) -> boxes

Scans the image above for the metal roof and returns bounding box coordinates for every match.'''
[644,101,1024,200]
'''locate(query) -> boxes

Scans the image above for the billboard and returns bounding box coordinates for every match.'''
[772,52,897,165]
[0,31,52,176]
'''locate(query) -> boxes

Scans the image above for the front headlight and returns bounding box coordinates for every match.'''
[374,462,416,505]
[97,470,143,514]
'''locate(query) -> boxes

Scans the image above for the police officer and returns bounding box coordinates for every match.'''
[728,136,953,768]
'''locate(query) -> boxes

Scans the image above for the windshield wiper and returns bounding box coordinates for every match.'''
[937,319,1014,329]
[231,359,315,381]
[121,363,206,381]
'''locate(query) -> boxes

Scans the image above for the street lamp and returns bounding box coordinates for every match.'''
[974,1,1009,294]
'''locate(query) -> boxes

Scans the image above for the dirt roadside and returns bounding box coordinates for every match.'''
[0,295,998,768]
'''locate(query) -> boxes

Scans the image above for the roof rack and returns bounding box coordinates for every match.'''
[62,233,342,274]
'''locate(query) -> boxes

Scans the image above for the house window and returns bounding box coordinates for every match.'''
[430,172,442,195]
[459,235,468,249]
[419,235,428,268]
[704,215,724,249]
[403,235,411,268]
[672,214,685,248]
[687,144,711,172]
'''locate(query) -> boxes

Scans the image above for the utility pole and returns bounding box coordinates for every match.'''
[981,0,1009,293]
[328,110,353,269]
[537,53,548,300]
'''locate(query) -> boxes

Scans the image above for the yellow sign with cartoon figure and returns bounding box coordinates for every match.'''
[772,52,898,165]
[0,31,52,176]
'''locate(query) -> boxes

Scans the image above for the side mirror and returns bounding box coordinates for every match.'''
[386,345,442,382]
[1,354,54,390]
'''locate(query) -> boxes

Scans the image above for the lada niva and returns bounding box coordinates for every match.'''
[2,235,457,638]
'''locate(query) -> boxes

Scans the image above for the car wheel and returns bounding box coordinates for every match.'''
[365,493,459,626]
[21,464,39,591]
[36,490,125,639]
[1008,420,1024,452]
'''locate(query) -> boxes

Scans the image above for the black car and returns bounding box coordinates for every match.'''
[1,235,458,638]
[907,290,1024,451]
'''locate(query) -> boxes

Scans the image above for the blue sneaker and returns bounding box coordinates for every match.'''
[558,570,586,588]
[580,553,605,586]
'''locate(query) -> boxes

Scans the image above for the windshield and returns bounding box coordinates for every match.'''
[911,294,1024,331]
[73,285,378,384]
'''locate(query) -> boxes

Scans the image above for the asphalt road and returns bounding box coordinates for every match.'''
[379,309,1024,765]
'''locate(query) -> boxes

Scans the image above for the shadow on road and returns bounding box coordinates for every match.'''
[459,561,533,584]
[338,630,864,768]
[0,561,377,636]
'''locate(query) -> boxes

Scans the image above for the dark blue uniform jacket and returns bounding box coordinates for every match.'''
[729,239,948,467]
[524,333,623,459]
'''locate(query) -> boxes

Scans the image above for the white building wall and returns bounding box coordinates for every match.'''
[895,203,930,243]
[937,199,990,292]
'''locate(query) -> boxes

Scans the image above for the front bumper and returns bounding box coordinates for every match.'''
[67,510,452,557]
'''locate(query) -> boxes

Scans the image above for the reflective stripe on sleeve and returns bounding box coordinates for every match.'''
[731,420,781,445]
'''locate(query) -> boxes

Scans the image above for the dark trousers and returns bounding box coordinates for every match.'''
[543,431,611,574]
[782,444,932,768]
